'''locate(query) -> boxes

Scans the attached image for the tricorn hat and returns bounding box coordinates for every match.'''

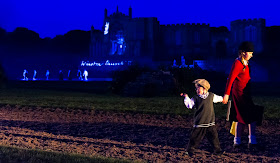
[238,41,254,52]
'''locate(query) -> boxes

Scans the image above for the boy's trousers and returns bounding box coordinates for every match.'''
[187,126,221,152]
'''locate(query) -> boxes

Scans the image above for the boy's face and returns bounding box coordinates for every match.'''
[195,86,206,95]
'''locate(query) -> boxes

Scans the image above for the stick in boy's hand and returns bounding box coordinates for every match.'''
[180,93,188,97]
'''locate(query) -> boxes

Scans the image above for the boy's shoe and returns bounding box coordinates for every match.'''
[185,148,197,157]
[213,150,225,156]
[185,151,194,157]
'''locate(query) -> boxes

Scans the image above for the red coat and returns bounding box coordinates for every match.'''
[225,59,257,124]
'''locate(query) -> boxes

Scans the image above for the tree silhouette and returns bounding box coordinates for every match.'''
[63,30,91,55]
[0,27,7,44]
[0,63,7,88]
[9,27,40,44]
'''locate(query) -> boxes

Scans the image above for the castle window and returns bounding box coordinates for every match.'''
[194,48,200,53]
[111,30,126,55]
[245,25,257,42]
[194,31,200,44]
[175,31,182,45]
[164,31,171,45]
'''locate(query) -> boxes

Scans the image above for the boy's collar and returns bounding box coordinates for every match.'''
[198,92,209,99]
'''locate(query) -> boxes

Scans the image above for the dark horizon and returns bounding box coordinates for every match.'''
[1,0,279,38]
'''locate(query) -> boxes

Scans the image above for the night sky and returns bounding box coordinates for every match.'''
[1,0,279,38]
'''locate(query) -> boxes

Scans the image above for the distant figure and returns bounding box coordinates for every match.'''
[77,70,83,80]
[172,59,178,67]
[83,70,88,81]
[180,56,187,68]
[68,70,72,80]
[59,70,63,80]
[23,69,28,80]
[33,70,37,80]
[46,70,50,80]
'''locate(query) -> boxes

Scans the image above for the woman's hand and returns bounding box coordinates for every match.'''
[223,94,229,104]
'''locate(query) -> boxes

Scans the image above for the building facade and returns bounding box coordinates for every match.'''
[90,7,266,62]
[230,18,266,55]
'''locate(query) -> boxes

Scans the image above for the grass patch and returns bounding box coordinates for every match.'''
[0,88,189,115]
[0,87,279,119]
[0,145,131,163]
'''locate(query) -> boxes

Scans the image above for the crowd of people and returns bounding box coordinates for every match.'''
[22,69,89,81]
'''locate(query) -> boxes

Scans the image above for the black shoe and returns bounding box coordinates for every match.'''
[185,151,194,157]
[185,148,197,157]
[233,144,241,148]
[248,143,258,152]
[232,144,241,152]
[213,150,225,156]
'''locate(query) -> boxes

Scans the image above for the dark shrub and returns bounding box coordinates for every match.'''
[0,64,7,88]
[111,64,150,94]
[170,67,227,96]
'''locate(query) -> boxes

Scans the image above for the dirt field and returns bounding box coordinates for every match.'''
[0,105,279,162]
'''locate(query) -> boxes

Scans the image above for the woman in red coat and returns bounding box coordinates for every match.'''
[223,41,261,149]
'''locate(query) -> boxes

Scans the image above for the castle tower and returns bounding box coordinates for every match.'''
[230,18,266,55]
[104,8,107,18]
[129,6,132,19]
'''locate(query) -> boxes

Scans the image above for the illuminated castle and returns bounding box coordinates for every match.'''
[90,6,159,60]
[230,18,266,54]
[90,7,266,61]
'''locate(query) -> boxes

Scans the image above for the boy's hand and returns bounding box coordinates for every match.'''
[180,93,188,97]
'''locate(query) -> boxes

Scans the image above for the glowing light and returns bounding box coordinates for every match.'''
[83,70,88,81]
[117,38,124,44]
[23,69,28,80]
[81,61,102,67]
[46,70,50,80]
[33,70,37,80]
[81,60,130,67]
[104,22,109,35]
[77,70,83,80]
[105,60,124,66]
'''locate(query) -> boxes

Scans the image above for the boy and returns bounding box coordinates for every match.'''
[181,79,224,156]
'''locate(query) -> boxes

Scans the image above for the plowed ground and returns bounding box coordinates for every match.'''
[0,106,279,162]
